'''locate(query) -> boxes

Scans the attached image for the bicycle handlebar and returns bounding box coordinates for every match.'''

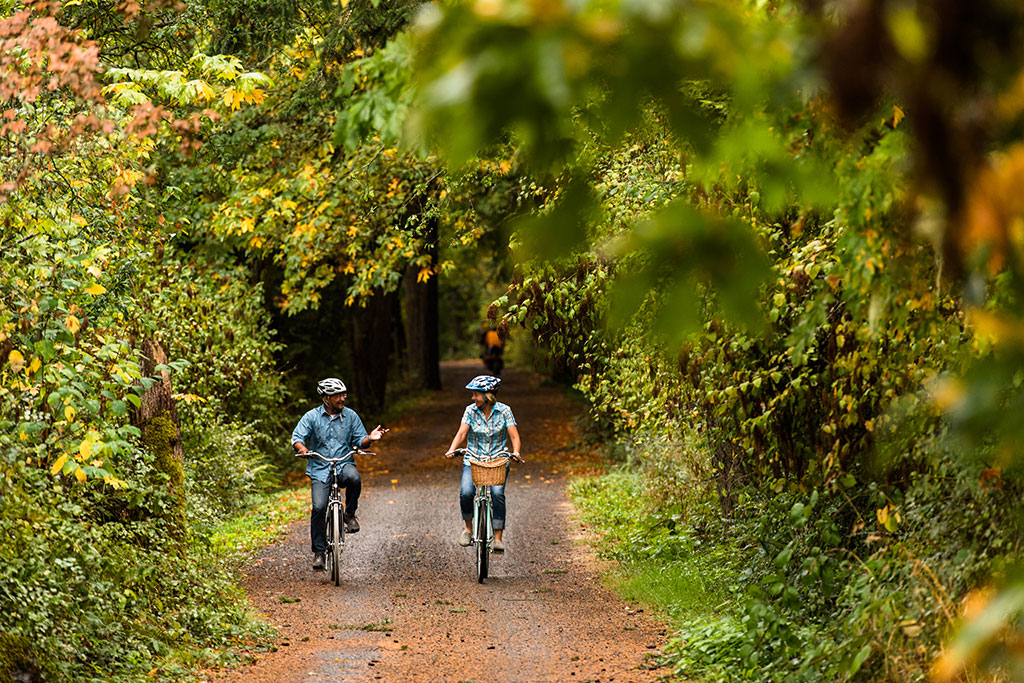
[448,448,524,463]
[302,449,375,462]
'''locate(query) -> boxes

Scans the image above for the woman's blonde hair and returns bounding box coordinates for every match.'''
[483,391,497,405]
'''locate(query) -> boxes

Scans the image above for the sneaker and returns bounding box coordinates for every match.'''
[492,540,505,552]
[459,529,472,547]
[344,514,360,533]
[312,553,325,571]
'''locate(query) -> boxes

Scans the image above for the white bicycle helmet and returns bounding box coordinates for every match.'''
[465,375,501,392]
[316,377,347,396]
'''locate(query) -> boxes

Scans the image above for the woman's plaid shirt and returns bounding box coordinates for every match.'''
[461,401,517,464]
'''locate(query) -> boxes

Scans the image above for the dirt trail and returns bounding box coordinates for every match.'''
[217,360,666,682]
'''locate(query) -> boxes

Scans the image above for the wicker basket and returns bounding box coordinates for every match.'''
[469,457,509,486]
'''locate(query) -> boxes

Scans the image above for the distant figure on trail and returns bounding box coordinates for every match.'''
[444,375,521,552]
[291,377,388,571]
[479,323,504,376]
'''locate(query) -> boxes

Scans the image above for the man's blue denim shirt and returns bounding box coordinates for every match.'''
[291,405,369,482]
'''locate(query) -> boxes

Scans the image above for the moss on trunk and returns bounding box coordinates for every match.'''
[0,633,43,683]
[140,412,187,543]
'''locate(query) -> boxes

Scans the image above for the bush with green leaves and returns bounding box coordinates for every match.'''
[0,448,273,682]
[180,401,279,528]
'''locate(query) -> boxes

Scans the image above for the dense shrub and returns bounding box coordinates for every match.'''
[512,85,1022,681]
[0,449,272,682]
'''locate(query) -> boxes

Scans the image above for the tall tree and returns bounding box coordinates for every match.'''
[404,217,442,390]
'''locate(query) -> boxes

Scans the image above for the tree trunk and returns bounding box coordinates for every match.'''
[132,338,186,541]
[393,289,407,379]
[348,290,395,415]
[404,217,441,391]
[134,340,183,460]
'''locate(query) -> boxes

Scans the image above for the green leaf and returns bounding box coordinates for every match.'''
[849,644,871,676]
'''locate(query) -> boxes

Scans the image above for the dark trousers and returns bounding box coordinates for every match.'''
[310,464,361,553]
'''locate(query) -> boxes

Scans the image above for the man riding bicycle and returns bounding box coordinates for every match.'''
[292,377,388,571]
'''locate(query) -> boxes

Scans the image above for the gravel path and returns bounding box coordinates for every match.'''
[216,360,666,682]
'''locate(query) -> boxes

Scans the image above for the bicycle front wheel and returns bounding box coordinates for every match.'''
[330,505,343,586]
[475,498,489,583]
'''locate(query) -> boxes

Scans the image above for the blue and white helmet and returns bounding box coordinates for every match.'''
[316,377,347,396]
[465,375,501,392]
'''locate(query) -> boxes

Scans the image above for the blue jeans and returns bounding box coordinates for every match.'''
[310,463,361,553]
[460,463,507,531]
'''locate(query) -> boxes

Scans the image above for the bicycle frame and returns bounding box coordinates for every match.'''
[325,466,346,573]
[450,448,522,583]
[472,485,494,549]
[306,449,373,586]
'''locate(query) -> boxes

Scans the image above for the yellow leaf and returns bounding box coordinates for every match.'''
[224,87,245,111]
[892,105,904,127]
[65,405,76,422]
[51,454,68,475]
[79,438,93,461]
[65,315,81,334]
[73,467,87,483]
[172,393,208,404]
[29,357,41,374]
[417,268,433,283]
[931,377,966,411]
[8,349,25,373]
[84,283,106,295]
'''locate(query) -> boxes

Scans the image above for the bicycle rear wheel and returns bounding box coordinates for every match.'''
[475,498,488,583]
[330,505,343,586]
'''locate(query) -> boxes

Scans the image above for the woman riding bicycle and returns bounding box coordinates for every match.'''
[445,375,521,552]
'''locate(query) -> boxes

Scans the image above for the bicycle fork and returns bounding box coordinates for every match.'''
[327,491,345,552]
[471,486,493,548]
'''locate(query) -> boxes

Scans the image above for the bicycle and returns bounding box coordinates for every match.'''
[450,448,524,583]
[303,449,373,586]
